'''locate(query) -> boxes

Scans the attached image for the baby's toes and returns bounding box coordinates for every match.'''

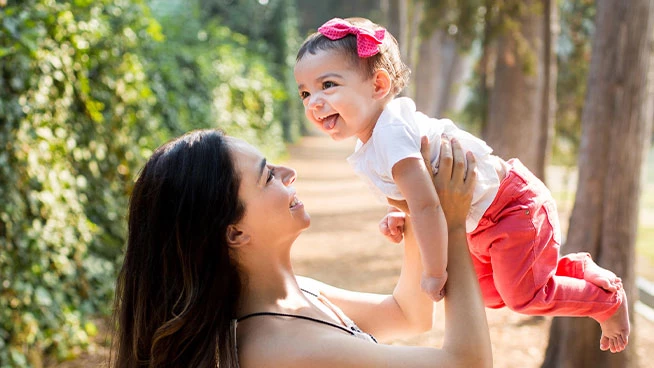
[599,336,610,351]
[617,335,627,352]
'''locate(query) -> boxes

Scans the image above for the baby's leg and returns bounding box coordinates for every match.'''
[598,288,630,353]
[485,200,630,352]
[583,257,621,293]
[471,159,630,352]
[469,252,505,308]
[492,251,630,353]
[553,253,631,353]
[556,252,621,293]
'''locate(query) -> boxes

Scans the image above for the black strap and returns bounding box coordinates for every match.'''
[237,311,357,337]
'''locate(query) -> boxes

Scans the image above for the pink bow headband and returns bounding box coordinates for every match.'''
[317,18,386,58]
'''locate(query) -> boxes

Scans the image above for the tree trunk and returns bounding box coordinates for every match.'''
[434,35,464,117]
[479,0,494,138]
[485,0,546,177]
[382,0,401,44]
[414,30,443,116]
[383,0,415,97]
[542,0,654,367]
[413,29,468,119]
[538,0,558,183]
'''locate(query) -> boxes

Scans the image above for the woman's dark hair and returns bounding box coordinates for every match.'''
[111,129,245,367]
[296,17,410,97]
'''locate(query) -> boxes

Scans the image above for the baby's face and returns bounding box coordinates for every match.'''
[294,49,383,143]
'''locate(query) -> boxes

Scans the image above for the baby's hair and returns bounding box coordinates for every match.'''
[297,17,410,97]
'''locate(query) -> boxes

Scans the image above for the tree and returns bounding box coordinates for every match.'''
[553,0,595,167]
[297,0,382,35]
[542,0,654,366]
[484,0,556,179]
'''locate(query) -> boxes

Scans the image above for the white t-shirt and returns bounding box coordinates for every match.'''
[346,97,501,232]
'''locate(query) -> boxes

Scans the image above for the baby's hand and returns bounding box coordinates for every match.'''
[421,272,448,302]
[379,211,406,243]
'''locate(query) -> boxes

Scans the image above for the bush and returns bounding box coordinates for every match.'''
[0,0,287,365]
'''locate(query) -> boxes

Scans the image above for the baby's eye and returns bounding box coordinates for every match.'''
[299,91,310,100]
[322,81,336,89]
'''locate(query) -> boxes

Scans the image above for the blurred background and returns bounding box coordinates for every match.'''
[1,0,652,367]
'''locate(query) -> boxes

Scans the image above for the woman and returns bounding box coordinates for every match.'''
[111,129,492,367]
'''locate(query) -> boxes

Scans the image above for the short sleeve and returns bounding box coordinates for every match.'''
[373,123,423,179]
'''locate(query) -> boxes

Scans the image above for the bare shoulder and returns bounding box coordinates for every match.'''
[236,315,377,368]
[236,314,467,368]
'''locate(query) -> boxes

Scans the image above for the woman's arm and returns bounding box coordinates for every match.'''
[302,137,449,340]
[297,213,434,341]
[432,137,491,365]
[301,138,490,344]
[280,137,492,367]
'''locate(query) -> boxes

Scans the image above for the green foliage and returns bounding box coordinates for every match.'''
[146,0,287,157]
[419,0,486,50]
[423,0,593,164]
[198,0,305,141]
[552,0,595,166]
[0,0,289,365]
[295,0,383,35]
[424,0,543,134]
[0,0,163,365]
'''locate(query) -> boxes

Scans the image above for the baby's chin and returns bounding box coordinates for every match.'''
[325,131,351,141]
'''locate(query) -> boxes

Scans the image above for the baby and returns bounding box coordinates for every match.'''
[293,17,630,353]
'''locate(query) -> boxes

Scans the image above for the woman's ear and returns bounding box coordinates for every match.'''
[372,69,392,100]
[226,224,250,248]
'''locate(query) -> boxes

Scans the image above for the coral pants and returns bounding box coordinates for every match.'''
[467,159,621,322]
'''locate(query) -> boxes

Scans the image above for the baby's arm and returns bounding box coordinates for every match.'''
[392,157,448,302]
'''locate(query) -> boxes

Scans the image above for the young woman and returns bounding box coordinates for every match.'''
[111,128,492,367]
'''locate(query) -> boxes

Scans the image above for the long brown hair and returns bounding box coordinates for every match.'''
[111,129,244,367]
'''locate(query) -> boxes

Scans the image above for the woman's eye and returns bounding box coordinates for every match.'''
[323,81,336,89]
[266,168,275,183]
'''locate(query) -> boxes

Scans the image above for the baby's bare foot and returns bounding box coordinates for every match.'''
[599,289,630,353]
[584,257,621,293]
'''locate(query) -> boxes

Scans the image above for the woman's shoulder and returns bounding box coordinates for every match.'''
[236,315,306,367]
[237,317,463,368]
[236,311,372,368]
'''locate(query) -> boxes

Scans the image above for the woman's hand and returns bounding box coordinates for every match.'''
[420,135,477,228]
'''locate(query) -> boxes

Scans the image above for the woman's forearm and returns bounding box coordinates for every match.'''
[442,223,492,366]
[390,217,435,334]
[312,217,435,341]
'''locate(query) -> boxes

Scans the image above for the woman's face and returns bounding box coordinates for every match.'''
[228,138,310,245]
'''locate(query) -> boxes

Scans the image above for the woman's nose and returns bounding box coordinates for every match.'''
[278,165,297,186]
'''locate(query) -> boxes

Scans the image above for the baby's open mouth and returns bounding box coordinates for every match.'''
[319,113,339,130]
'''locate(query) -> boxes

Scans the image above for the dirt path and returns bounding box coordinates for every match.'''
[287,135,654,368]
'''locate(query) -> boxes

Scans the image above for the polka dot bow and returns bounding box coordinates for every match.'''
[317,18,386,58]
